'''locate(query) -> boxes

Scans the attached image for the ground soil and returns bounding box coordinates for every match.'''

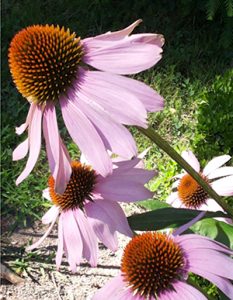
[1,203,145,300]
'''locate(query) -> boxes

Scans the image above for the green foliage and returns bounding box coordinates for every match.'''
[191,218,233,248]
[193,69,233,160]
[128,207,227,230]
[206,0,233,19]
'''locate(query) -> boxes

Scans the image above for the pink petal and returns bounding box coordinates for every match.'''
[208,166,233,179]
[16,104,43,185]
[83,20,142,50]
[189,267,233,299]
[73,209,98,267]
[43,104,71,194]
[95,179,153,202]
[42,205,60,224]
[76,94,137,158]
[42,188,51,201]
[205,198,223,212]
[95,200,133,237]
[110,168,155,185]
[85,201,118,251]
[188,249,233,278]
[177,235,232,255]
[176,234,232,253]
[15,103,36,135]
[203,155,231,176]
[61,210,83,272]
[173,281,207,300]
[74,69,148,127]
[56,215,64,269]
[79,70,163,113]
[60,96,112,177]
[166,192,182,208]
[83,34,164,75]
[138,147,151,159]
[26,214,57,251]
[211,175,233,196]
[12,138,29,161]
[173,211,206,236]
[181,151,200,172]
[15,123,27,135]
[172,180,180,189]
[92,275,128,300]
[112,157,141,170]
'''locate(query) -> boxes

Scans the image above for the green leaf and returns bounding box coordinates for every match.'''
[127,207,228,231]
[191,218,233,248]
[139,199,170,210]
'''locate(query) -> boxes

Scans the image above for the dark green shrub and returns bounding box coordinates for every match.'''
[193,69,233,160]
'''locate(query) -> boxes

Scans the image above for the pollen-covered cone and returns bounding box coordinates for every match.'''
[167,150,233,223]
[9,20,164,193]
[26,155,155,272]
[92,232,233,300]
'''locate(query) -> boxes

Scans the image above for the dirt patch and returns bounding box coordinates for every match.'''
[1,203,145,300]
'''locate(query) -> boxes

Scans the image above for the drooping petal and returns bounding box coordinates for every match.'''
[73,209,98,267]
[83,20,142,50]
[76,93,137,158]
[95,200,133,237]
[173,281,207,300]
[187,249,233,278]
[176,234,232,254]
[166,192,183,208]
[83,34,164,75]
[177,235,233,255]
[173,211,206,237]
[74,69,148,127]
[211,175,233,196]
[42,205,60,224]
[85,201,118,251]
[26,213,58,251]
[56,215,64,269]
[15,102,36,135]
[190,267,233,299]
[181,151,200,172]
[12,138,29,161]
[95,179,153,202]
[60,96,112,177]
[61,210,83,272]
[208,166,233,179]
[92,275,128,300]
[205,198,223,212]
[203,155,231,176]
[109,167,155,185]
[43,104,71,194]
[42,188,51,201]
[16,104,43,185]
[172,179,180,190]
[78,70,163,114]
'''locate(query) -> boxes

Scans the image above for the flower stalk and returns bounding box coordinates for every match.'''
[137,126,233,219]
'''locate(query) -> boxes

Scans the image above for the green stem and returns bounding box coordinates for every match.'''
[137,126,233,219]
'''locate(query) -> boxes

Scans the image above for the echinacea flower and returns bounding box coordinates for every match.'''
[9,20,164,193]
[26,155,155,272]
[93,231,233,300]
[167,151,233,222]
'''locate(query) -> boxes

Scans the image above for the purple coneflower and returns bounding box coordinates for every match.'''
[167,150,233,222]
[9,20,164,193]
[26,155,155,272]
[93,231,233,299]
